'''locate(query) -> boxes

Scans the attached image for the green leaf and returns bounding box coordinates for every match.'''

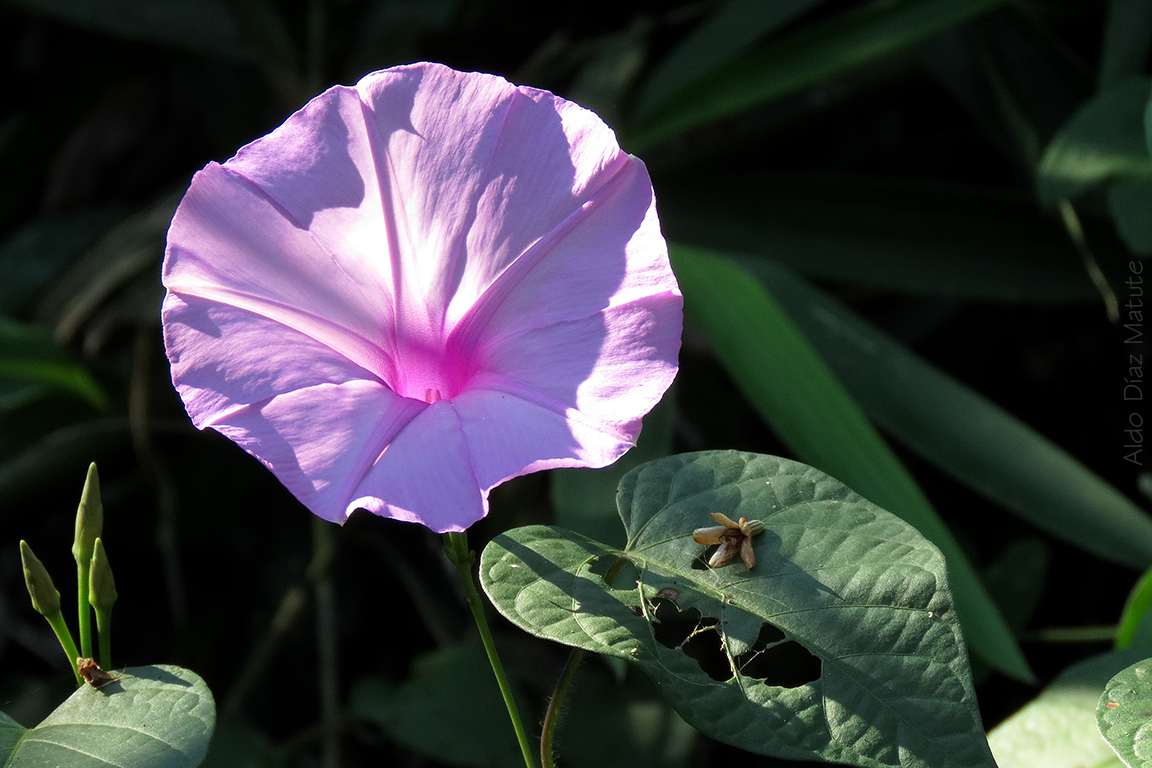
[742,256,1152,571]
[1109,176,1152,255]
[2,0,245,59]
[1119,569,1152,650]
[625,0,1010,150]
[350,643,525,768]
[0,320,105,409]
[634,0,827,116]
[1100,0,1152,90]
[988,651,1144,768]
[0,664,215,768]
[560,665,696,768]
[1038,77,1152,206]
[1099,657,1152,768]
[0,418,132,518]
[0,207,125,317]
[481,451,997,768]
[669,245,1030,681]
[658,174,1097,303]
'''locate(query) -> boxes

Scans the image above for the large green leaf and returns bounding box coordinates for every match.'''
[669,245,1030,680]
[1037,77,1152,205]
[625,0,1009,150]
[988,651,1143,768]
[744,256,1152,570]
[1098,657,1152,768]
[0,664,215,768]
[659,174,1097,303]
[482,451,997,768]
[0,319,105,409]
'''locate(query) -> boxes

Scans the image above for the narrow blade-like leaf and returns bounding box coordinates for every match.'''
[745,256,1152,570]
[626,0,1009,149]
[0,319,105,409]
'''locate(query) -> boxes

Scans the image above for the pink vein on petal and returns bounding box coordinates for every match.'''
[167,282,395,388]
[447,150,632,361]
[336,394,430,511]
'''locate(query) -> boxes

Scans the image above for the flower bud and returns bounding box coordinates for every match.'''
[89,538,117,612]
[20,540,61,616]
[72,463,103,566]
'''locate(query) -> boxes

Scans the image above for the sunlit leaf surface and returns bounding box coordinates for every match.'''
[482,451,996,768]
[0,665,215,768]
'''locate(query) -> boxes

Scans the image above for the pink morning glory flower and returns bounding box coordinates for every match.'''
[161,62,682,533]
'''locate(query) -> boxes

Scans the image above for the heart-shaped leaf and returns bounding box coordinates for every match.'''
[0,664,215,768]
[481,451,995,768]
[1098,657,1152,768]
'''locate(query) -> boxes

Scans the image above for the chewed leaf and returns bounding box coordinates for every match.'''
[480,451,995,768]
[0,664,215,768]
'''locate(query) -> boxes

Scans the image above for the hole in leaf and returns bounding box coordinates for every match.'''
[734,623,821,688]
[649,599,733,682]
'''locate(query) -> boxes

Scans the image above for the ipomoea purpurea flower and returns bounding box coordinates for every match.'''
[161,62,682,532]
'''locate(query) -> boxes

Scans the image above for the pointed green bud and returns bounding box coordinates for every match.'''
[72,463,103,566]
[89,538,117,612]
[20,541,61,616]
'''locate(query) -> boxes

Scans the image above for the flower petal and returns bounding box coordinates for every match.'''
[353,63,630,338]
[349,402,487,532]
[164,162,394,383]
[448,380,633,493]
[693,526,728,545]
[162,294,377,427]
[212,380,425,523]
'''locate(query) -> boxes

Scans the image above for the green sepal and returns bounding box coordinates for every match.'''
[20,540,60,616]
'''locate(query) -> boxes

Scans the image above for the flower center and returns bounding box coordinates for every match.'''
[387,336,471,404]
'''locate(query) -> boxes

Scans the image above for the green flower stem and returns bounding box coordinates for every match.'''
[540,648,583,768]
[45,611,83,686]
[76,565,92,660]
[311,518,340,768]
[95,612,111,671]
[444,531,537,768]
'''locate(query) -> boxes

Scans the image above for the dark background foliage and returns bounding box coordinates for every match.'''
[0,0,1149,766]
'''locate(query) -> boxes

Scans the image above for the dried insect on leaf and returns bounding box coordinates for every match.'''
[693,513,765,569]
[77,657,119,688]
